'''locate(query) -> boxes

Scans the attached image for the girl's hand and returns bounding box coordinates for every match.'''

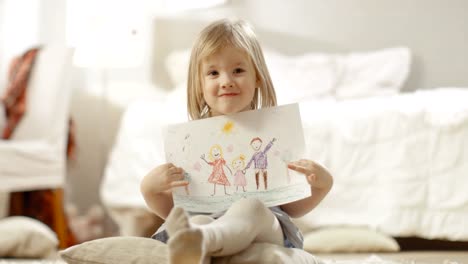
[287,159,333,190]
[143,163,188,194]
[281,159,333,217]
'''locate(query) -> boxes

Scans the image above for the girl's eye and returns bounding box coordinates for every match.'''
[233,68,245,74]
[208,70,219,76]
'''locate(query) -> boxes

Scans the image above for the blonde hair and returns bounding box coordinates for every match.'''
[187,18,277,120]
[232,154,246,168]
[208,144,223,161]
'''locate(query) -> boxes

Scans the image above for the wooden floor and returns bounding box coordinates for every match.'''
[317,251,468,264]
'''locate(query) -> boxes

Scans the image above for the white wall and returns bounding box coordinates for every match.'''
[244,0,468,90]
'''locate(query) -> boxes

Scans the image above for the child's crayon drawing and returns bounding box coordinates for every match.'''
[163,103,309,212]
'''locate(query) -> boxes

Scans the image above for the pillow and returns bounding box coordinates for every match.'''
[59,236,321,264]
[0,216,58,258]
[59,236,168,264]
[213,242,320,264]
[265,49,339,104]
[334,47,411,99]
[303,227,400,253]
[266,47,411,103]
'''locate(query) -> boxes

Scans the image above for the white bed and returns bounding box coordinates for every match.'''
[101,86,468,241]
[296,88,468,241]
[100,13,468,247]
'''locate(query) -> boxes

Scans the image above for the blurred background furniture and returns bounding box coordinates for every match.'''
[0,45,76,248]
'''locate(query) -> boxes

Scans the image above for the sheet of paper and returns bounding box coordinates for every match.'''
[164,103,310,212]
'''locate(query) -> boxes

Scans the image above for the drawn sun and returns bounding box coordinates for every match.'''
[222,121,234,134]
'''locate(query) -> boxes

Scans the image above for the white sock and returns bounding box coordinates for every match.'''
[166,207,210,264]
[168,228,206,264]
[166,207,190,237]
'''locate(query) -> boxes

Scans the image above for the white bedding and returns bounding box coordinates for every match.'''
[100,87,468,241]
[298,88,468,241]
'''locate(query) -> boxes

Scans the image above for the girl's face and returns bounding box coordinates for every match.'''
[201,46,259,117]
[233,159,243,170]
[211,146,221,159]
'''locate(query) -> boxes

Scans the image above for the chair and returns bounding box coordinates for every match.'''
[0,45,76,248]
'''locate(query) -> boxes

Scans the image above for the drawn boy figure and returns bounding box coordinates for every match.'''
[244,137,276,190]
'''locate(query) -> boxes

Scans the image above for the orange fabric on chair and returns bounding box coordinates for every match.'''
[0,47,77,159]
[1,47,40,139]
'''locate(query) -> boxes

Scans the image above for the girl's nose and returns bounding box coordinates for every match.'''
[221,75,234,88]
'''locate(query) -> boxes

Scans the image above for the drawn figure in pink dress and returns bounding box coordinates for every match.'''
[231,155,247,192]
[244,137,276,190]
[201,144,232,196]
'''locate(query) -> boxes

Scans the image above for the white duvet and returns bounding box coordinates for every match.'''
[100,88,468,241]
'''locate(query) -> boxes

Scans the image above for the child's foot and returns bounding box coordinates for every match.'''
[168,228,205,264]
[166,207,190,237]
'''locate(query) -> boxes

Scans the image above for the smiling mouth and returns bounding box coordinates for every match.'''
[219,93,239,97]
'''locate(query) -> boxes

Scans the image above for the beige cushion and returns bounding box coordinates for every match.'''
[59,236,168,264]
[213,242,320,264]
[0,216,58,258]
[303,227,400,253]
[60,236,320,264]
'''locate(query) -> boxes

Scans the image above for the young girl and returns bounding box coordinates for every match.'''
[140,18,333,264]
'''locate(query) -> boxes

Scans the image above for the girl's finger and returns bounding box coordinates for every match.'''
[288,163,310,175]
[289,160,302,165]
[162,163,175,169]
[168,166,183,175]
[170,181,189,188]
[299,159,315,169]
[169,172,185,181]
